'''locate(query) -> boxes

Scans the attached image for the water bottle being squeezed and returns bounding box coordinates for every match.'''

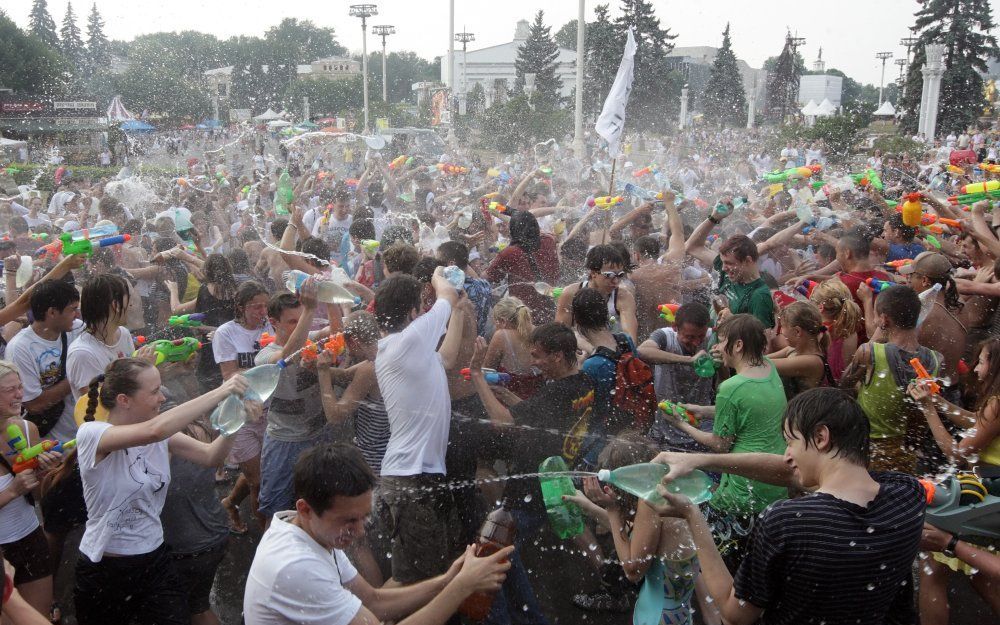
[209,362,287,435]
[597,463,713,506]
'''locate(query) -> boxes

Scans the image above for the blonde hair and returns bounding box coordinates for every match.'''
[809,280,861,341]
[0,361,20,383]
[780,301,831,353]
[492,297,534,343]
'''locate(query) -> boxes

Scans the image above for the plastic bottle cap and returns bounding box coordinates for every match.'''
[597,469,610,482]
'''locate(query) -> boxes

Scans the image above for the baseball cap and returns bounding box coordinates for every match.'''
[898,251,952,278]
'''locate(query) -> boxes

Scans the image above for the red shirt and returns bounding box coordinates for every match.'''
[836,269,891,343]
[485,235,560,325]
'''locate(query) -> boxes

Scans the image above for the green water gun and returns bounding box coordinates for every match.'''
[658,400,697,426]
[850,168,883,191]
[5,424,76,473]
[134,336,202,366]
[168,313,207,328]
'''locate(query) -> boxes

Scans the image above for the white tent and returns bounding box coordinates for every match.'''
[266,119,292,128]
[800,100,820,116]
[254,108,282,121]
[816,98,837,116]
[0,137,27,148]
[873,100,897,117]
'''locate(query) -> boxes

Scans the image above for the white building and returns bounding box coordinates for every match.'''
[798,50,843,110]
[204,57,361,100]
[442,20,579,107]
[666,46,768,107]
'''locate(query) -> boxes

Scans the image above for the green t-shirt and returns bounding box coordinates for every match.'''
[713,255,775,328]
[711,359,788,515]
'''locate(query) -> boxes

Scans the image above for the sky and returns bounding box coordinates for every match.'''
[3,0,999,85]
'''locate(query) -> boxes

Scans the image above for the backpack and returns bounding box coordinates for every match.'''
[592,333,657,433]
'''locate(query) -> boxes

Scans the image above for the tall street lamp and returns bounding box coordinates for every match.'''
[373,25,395,104]
[573,0,586,156]
[350,4,378,132]
[876,51,893,105]
[455,31,475,114]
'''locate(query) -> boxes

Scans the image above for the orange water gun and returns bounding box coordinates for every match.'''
[884,259,913,270]
[910,357,940,394]
[487,201,509,214]
[259,332,275,347]
[657,303,680,323]
[632,164,659,178]
[300,334,346,363]
[437,163,468,175]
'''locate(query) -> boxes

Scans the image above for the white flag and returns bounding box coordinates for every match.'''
[595,28,637,158]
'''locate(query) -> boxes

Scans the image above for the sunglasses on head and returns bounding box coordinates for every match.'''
[601,271,627,280]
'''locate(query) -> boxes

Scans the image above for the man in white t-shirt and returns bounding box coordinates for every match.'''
[244,443,510,625]
[374,269,467,585]
[7,280,84,441]
[311,186,353,252]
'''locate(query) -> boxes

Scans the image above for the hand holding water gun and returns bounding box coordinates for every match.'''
[657,304,680,323]
[796,280,819,298]
[6,424,74,473]
[460,368,512,385]
[300,334,346,364]
[910,357,940,394]
[60,233,131,258]
[168,313,207,328]
[259,332,275,347]
[488,201,509,214]
[865,277,896,294]
[587,196,623,209]
[633,164,659,178]
[133,336,202,366]
[658,400,697,426]
[763,164,821,183]
[850,168,884,191]
[437,163,468,175]
[389,155,414,170]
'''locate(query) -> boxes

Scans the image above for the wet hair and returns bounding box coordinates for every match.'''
[509,211,541,253]
[293,442,376,515]
[81,274,129,330]
[203,254,238,301]
[838,229,870,259]
[380,224,414,248]
[586,244,624,272]
[716,313,767,367]
[529,322,578,364]
[234,280,268,324]
[874,285,920,330]
[780,301,831,353]
[226,249,252,274]
[718,234,759,263]
[674,302,711,330]
[383,243,420,275]
[809,280,861,340]
[84,358,154,421]
[815,243,836,264]
[343,311,380,346]
[411,256,443,284]
[301,237,332,266]
[270,218,289,240]
[974,339,1000,418]
[782,387,870,466]
[887,213,917,242]
[597,431,659,518]
[572,288,609,332]
[374,274,423,333]
[29,279,80,321]
[437,241,470,270]
[8,216,28,235]
[267,292,300,321]
[492,297,534,344]
[98,196,124,220]
[633,235,660,260]
[348,217,376,242]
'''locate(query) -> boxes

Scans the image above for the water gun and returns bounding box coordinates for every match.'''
[910,357,940,394]
[300,334,346,364]
[488,201,509,214]
[796,280,819,298]
[259,332,275,347]
[459,368,512,385]
[947,190,1000,205]
[489,241,508,254]
[168,313,207,328]
[360,239,380,255]
[918,214,962,229]
[436,163,468,175]
[850,168,884,191]
[763,164,821,183]
[899,192,923,227]
[538,166,553,178]
[36,233,131,260]
[884,259,913,270]
[946,164,966,175]
[28,233,49,241]
[658,400,696,426]
[920,473,1000,539]
[587,195,623,209]
[979,162,1000,174]
[134,336,202,366]
[5,424,75,473]
[960,180,1000,195]
[865,277,896,294]
[632,164,659,178]
[657,303,680,323]
[389,155,413,170]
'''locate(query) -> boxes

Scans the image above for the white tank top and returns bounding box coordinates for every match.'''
[0,422,41,544]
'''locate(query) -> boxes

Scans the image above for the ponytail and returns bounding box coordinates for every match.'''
[493,297,534,343]
[809,280,861,341]
[84,375,104,422]
[943,276,963,312]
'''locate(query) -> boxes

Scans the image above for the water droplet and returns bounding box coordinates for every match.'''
[523,493,532,503]
[849,541,857,547]
[866,526,875,534]
[866,583,875,591]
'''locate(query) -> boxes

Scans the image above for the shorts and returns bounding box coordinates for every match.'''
[171,539,228,615]
[2,526,52,585]
[259,433,329,518]
[378,474,462,584]
[228,416,267,465]
[41,465,88,534]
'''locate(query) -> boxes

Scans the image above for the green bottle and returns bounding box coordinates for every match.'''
[597,463,713,506]
[275,169,293,215]
[692,353,717,378]
[538,456,584,539]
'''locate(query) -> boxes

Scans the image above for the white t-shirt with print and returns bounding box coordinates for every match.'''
[213,320,272,369]
[66,329,136,402]
[244,511,361,625]
[311,214,353,251]
[77,421,170,562]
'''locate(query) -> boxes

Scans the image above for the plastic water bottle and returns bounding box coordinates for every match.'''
[210,394,248,436]
[458,501,517,620]
[538,456,584,539]
[208,361,286,434]
[597,463,713,506]
[443,266,465,291]
[274,169,293,215]
[534,282,564,298]
[68,224,118,240]
[917,283,943,327]
[284,270,357,305]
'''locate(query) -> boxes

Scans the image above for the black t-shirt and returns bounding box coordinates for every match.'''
[734,471,925,625]
[504,372,595,513]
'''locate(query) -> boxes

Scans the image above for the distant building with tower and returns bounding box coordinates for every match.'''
[798,49,843,109]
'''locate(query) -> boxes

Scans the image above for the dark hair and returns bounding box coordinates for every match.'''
[270,218,289,240]
[597,431,659,518]
[84,358,154,420]
[301,237,332,267]
[203,254,238,301]
[8,216,28,235]
[122,218,143,236]
[234,280,268,323]
[887,213,917,242]
[815,243,836,262]
[29,279,80,321]
[716,313,767,366]
[838,229,870,259]
[586,244,624,272]
[348,217,376,242]
[437,241,470,270]
[633,235,660,260]
[383,243,420,275]
[874,285,920,330]
[509,211,541,253]
[530,322,578,364]
[81,274,129,329]
[411,256,443,284]
[293,443,376,515]
[674,302,711,330]
[267,292,301,321]
[380,224,414,248]
[226,249,252,274]
[375,274,423,332]
[98,196,124,220]
[782,388,870,466]
[718,235,759,262]
[572,288,609,332]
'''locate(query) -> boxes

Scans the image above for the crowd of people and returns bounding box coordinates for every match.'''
[0,121,999,625]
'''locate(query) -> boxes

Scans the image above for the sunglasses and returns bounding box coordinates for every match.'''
[600,271,628,280]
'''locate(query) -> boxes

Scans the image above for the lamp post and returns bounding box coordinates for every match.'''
[455,31,475,115]
[447,0,456,141]
[350,4,378,132]
[573,0,586,156]
[894,58,907,91]
[373,25,395,104]
[876,51,893,105]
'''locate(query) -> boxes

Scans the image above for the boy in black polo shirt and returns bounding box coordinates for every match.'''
[653,388,925,625]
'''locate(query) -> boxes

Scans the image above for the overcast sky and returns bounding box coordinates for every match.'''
[3,0,999,85]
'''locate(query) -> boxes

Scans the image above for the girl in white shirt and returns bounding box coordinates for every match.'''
[73,358,249,625]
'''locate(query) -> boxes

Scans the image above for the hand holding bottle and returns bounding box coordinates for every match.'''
[581,475,619,511]
[220,374,249,398]
[454,544,513,595]
[649,485,696,518]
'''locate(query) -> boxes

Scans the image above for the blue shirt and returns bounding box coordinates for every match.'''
[581,334,637,420]
[887,241,925,263]
[464,277,493,337]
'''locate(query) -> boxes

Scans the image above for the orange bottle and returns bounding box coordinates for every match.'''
[459,502,517,621]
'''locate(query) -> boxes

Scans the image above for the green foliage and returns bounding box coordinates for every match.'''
[127,31,225,81]
[283,77,363,117]
[765,35,802,122]
[480,96,571,151]
[0,11,65,95]
[872,135,923,156]
[584,4,619,117]
[614,0,680,133]
[808,115,866,161]
[84,2,111,80]
[514,11,563,109]
[59,2,86,79]
[116,68,211,120]
[554,19,584,51]
[467,83,486,117]
[28,0,59,50]
[363,50,438,104]
[701,24,747,127]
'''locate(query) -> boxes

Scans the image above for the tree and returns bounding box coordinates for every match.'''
[765,34,803,122]
[900,0,1000,135]
[283,77,362,117]
[554,19,585,50]
[615,0,681,133]
[701,24,747,127]
[0,11,65,94]
[467,82,486,117]
[362,50,438,104]
[84,2,110,79]
[58,2,86,78]
[585,4,619,116]
[265,18,347,95]
[117,66,211,120]
[28,0,59,50]
[514,10,563,109]
[128,31,224,81]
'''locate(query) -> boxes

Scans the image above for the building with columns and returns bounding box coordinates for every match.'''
[665,46,768,111]
[204,57,361,101]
